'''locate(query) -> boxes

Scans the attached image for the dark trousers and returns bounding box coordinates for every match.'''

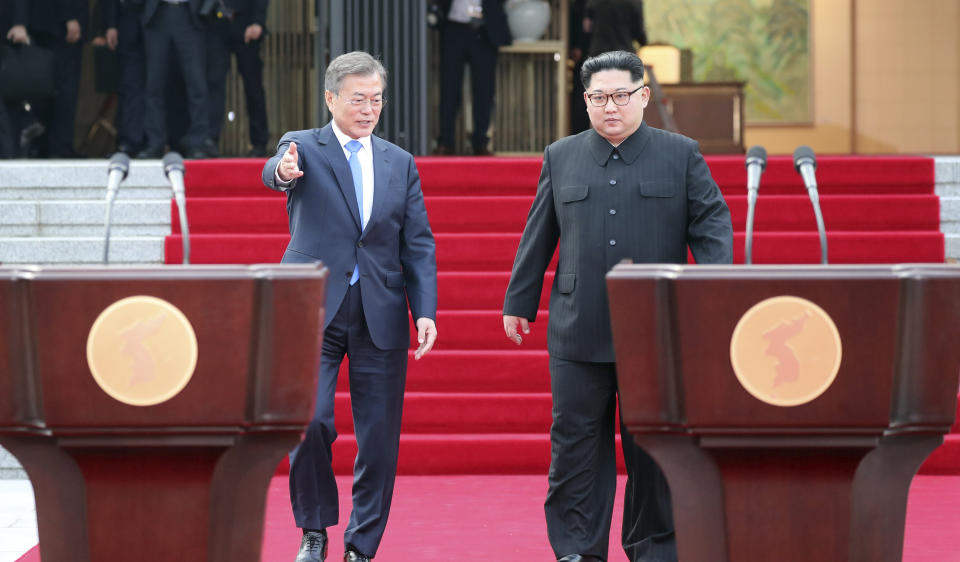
[206,19,268,147]
[116,4,147,152]
[0,101,13,158]
[30,34,82,156]
[142,2,208,150]
[438,21,498,151]
[546,357,677,562]
[288,283,407,558]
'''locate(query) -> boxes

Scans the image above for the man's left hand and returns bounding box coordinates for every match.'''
[244,23,263,43]
[105,27,118,50]
[65,19,81,43]
[414,317,437,360]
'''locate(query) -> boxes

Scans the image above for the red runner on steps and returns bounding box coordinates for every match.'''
[167,155,956,476]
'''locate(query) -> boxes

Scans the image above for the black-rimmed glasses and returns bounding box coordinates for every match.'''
[586,86,644,107]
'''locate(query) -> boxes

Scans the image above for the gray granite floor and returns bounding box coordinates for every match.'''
[0,480,36,562]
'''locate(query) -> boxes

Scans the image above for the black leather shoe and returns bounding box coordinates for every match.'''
[557,556,602,562]
[116,143,140,155]
[473,146,493,156]
[183,138,219,159]
[135,145,164,159]
[430,144,454,156]
[296,529,328,561]
[343,547,371,561]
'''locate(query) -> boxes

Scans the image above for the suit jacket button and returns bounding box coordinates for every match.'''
[609,179,617,185]
[357,241,365,248]
[609,239,616,246]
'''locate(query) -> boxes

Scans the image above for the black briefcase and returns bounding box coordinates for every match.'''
[0,43,57,102]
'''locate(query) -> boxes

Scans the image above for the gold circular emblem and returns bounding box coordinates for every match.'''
[730,296,842,407]
[86,296,198,407]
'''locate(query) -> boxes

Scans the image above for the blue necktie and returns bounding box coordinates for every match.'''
[346,140,363,285]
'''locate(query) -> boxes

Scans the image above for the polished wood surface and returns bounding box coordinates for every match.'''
[645,82,746,154]
[607,264,960,562]
[0,264,328,562]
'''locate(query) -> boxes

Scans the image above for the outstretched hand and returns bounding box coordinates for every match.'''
[278,142,303,181]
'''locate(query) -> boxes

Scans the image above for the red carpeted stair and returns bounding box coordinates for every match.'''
[170,155,957,475]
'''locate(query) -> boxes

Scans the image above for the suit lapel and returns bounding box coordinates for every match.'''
[365,135,391,235]
[316,125,362,232]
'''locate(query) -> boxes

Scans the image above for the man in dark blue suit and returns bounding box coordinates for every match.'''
[434,0,510,155]
[261,51,438,562]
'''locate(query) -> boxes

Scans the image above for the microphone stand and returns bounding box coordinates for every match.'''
[163,152,191,264]
[793,146,828,265]
[745,190,757,265]
[808,187,828,265]
[744,146,766,265]
[103,153,130,264]
[175,190,190,265]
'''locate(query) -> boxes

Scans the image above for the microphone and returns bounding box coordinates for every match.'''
[102,152,131,264]
[744,145,767,265]
[162,152,191,264]
[793,146,828,264]
[793,145,817,192]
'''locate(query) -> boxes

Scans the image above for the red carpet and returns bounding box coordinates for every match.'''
[16,474,960,561]
[164,155,957,477]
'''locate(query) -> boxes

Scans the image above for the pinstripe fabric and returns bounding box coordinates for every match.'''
[503,123,733,362]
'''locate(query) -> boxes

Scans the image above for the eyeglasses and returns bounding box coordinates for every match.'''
[344,96,385,108]
[586,86,644,107]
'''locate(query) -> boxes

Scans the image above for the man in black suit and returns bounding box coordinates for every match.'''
[584,0,646,58]
[434,0,510,155]
[205,0,270,157]
[0,0,28,157]
[9,0,87,157]
[262,51,438,562]
[502,50,733,562]
[103,0,147,154]
[137,0,216,158]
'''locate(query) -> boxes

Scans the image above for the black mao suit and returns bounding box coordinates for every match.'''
[503,122,733,560]
[261,123,437,557]
[437,0,510,152]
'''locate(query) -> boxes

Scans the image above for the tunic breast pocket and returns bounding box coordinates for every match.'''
[559,185,589,203]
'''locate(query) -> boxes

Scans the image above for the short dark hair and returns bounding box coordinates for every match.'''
[580,50,645,89]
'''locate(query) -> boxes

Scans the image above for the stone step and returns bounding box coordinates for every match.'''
[0,237,164,265]
[0,200,171,237]
[0,160,170,200]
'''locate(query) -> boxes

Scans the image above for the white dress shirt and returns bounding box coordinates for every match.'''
[330,121,374,228]
[274,123,375,229]
[448,0,483,23]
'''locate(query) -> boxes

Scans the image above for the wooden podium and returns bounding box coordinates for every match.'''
[0,264,328,562]
[606,264,960,562]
